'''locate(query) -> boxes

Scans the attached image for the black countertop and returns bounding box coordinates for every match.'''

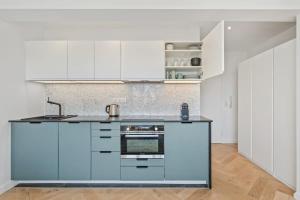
[9,115,212,123]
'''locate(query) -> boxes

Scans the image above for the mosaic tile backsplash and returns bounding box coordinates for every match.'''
[45,83,201,116]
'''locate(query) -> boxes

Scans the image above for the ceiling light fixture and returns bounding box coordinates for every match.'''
[227,26,232,30]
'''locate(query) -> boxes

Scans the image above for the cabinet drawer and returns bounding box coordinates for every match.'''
[91,122,120,130]
[92,151,120,180]
[121,158,164,167]
[92,136,120,151]
[92,129,120,137]
[121,166,164,180]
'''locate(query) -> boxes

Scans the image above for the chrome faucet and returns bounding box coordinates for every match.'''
[47,97,62,116]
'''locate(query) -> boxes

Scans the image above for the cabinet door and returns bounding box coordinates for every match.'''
[59,122,91,180]
[165,122,209,181]
[121,41,165,80]
[274,39,296,188]
[202,21,224,80]
[252,49,274,173]
[95,41,121,80]
[238,59,252,159]
[11,122,58,180]
[68,41,94,80]
[92,151,120,180]
[25,41,68,80]
[121,166,164,180]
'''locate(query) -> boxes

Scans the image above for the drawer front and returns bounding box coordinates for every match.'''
[92,151,120,180]
[121,166,164,180]
[92,129,120,137]
[121,158,164,167]
[92,136,120,151]
[92,122,120,130]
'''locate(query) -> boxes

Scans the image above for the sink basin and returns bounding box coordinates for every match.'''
[21,115,77,121]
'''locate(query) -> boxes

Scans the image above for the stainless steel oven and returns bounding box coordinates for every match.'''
[121,124,164,159]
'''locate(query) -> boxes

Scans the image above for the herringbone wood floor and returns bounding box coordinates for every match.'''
[0,144,295,200]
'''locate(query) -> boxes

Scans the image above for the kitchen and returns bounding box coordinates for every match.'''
[0,5,300,200]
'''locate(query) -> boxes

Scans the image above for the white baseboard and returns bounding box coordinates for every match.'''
[294,192,300,199]
[212,139,237,144]
[18,180,207,184]
[0,181,17,195]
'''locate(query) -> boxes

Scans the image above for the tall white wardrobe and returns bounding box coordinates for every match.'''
[238,39,296,189]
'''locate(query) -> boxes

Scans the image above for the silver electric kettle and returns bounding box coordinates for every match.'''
[105,104,120,117]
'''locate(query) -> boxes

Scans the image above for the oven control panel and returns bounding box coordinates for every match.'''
[120,125,164,133]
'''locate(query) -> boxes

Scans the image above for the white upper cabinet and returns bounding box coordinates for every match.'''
[68,41,95,80]
[202,21,224,80]
[251,49,274,174]
[121,41,165,80]
[238,59,252,160]
[95,41,121,80]
[273,39,296,188]
[237,39,296,189]
[25,41,68,80]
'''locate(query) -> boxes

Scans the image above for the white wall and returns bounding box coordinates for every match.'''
[201,51,246,143]
[247,26,296,59]
[0,20,44,194]
[0,0,299,9]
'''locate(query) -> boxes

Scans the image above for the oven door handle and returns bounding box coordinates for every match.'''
[124,135,159,138]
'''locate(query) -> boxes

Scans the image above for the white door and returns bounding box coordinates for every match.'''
[121,41,165,80]
[202,21,224,80]
[251,49,274,173]
[95,41,121,80]
[25,41,68,80]
[273,39,296,188]
[238,59,252,159]
[68,41,94,80]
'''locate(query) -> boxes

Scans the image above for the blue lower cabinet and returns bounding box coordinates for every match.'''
[121,158,164,167]
[92,151,120,180]
[92,136,120,151]
[11,122,59,180]
[59,122,91,180]
[165,122,209,182]
[91,122,120,130]
[121,166,164,180]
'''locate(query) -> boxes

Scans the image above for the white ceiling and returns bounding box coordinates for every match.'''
[0,10,296,52]
[0,10,299,23]
[225,22,295,51]
[0,0,300,9]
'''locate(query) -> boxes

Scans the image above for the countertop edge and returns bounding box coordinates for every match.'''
[9,116,213,123]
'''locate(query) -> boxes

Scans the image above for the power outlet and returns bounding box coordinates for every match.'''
[113,97,127,103]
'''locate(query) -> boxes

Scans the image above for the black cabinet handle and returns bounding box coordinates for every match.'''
[100,122,111,124]
[136,166,148,169]
[181,121,193,124]
[68,121,80,124]
[100,129,112,131]
[99,151,112,153]
[100,136,112,139]
[29,121,42,124]
[136,158,148,161]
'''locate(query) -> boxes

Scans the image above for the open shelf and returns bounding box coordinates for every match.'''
[164,79,202,84]
[164,41,203,82]
[165,66,202,70]
[165,50,202,53]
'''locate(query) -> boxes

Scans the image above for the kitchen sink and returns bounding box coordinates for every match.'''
[21,115,77,121]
